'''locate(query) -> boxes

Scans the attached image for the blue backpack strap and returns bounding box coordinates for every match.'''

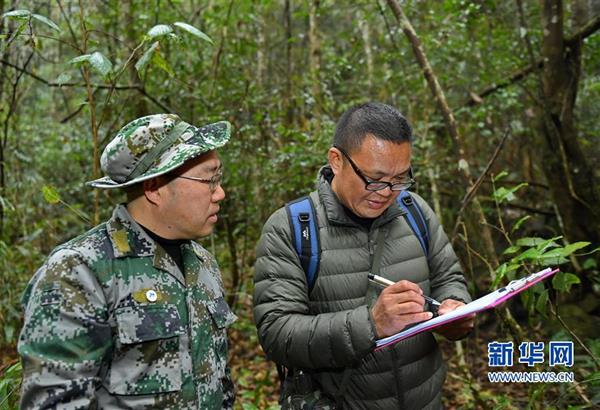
[397,191,430,257]
[285,196,320,291]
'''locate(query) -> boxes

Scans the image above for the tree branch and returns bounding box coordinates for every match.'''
[565,12,600,47]
[463,61,542,107]
[464,12,600,106]
[0,59,172,112]
[451,128,510,240]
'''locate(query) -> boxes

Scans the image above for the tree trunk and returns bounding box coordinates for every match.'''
[359,14,374,93]
[536,0,600,246]
[126,0,148,117]
[77,0,100,225]
[0,0,18,235]
[0,0,8,234]
[283,0,294,126]
[255,2,266,90]
[308,0,321,130]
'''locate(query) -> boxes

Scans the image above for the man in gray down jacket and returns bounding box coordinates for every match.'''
[254,102,474,409]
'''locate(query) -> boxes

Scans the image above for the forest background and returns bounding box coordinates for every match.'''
[0,0,599,408]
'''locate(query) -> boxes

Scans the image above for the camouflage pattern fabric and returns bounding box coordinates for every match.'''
[87,113,231,189]
[18,205,237,409]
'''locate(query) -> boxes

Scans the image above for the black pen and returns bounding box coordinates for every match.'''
[367,273,442,306]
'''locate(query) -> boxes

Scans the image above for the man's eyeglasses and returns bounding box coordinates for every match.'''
[335,146,415,192]
[176,168,223,192]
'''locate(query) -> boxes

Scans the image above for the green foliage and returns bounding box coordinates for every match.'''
[136,21,212,76]
[492,183,528,203]
[493,236,591,317]
[172,22,214,44]
[135,41,159,72]
[1,9,60,32]
[69,52,113,78]
[552,272,581,293]
[42,185,60,204]
[146,24,173,39]
[0,362,21,410]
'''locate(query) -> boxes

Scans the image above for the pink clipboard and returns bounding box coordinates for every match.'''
[375,267,560,350]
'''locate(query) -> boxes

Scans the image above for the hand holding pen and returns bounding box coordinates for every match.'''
[368,274,441,310]
[368,273,474,340]
[368,275,435,339]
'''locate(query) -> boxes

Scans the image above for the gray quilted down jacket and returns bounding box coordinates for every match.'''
[254,167,471,409]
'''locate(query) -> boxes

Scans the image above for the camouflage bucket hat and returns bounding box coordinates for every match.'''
[87,113,231,189]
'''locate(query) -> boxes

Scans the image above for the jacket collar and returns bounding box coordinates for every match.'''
[105,204,205,284]
[317,166,404,229]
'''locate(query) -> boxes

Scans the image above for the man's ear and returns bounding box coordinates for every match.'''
[143,177,163,205]
[328,147,343,175]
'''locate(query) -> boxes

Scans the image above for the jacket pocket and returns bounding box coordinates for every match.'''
[106,303,185,395]
[203,296,236,378]
[206,296,237,329]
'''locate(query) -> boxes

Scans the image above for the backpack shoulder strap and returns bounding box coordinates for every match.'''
[285,196,321,291]
[397,191,430,257]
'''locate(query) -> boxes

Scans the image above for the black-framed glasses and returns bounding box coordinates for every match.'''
[176,168,223,192]
[335,146,415,192]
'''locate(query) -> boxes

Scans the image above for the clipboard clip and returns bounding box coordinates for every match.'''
[505,268,551,292]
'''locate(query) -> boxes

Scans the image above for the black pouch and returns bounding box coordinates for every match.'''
[280,369,337,410]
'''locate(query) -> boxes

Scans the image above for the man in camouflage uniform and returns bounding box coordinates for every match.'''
[18,114,237,409]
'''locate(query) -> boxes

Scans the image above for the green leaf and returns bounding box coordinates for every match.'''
[493,170,508,182]
[492,263,519,288]
[88,51,113,77]
[55,72,71,86]
[493,263,508,288]
[492,183,528,203]
[173,22,213,44]
[1,9,31,19]
[502,245,521,255]
[537,254,569,266]
[536,237,561,253]
[511,215,530,232]
[135,41,159,73]
[559,242,591,256]
[516,237,547,247]
[515,247,541,261]
[42,185,61,204]
[492,186,511,202]
[70,52,112,77]
[538,248,563,258]
[69,54,92,66]
[31,13,60,31]
[147,24,173,39]
[151,50,174,76]
[583,258,597,270]
[535,289,549,317]
[552,272,581,292]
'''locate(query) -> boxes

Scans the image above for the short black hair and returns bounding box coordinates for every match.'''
[332,102,413,154]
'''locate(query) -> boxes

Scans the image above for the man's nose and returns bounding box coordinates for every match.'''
[213,184,226,202]
[375,185,394,198]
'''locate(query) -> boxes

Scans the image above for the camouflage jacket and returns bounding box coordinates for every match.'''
[18,205,237,409]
